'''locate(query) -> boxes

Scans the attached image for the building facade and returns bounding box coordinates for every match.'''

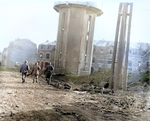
[37,40,56,69]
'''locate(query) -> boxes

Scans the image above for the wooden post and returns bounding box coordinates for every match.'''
[109,3,122,89]
[123,3,133,91]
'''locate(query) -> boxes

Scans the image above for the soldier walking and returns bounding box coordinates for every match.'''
[44,62,54,84]
[20,61,29,83]
[27,62,41,83]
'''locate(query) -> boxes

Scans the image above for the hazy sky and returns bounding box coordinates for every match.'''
[0,0,150,52]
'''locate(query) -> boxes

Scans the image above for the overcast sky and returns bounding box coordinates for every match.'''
[0,0,150,52]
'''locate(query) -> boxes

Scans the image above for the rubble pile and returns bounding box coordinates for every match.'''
[71,91,148,120]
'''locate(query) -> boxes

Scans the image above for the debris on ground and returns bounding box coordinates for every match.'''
[0,70,150,121]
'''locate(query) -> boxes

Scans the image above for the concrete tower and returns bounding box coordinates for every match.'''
[54,1,103,75]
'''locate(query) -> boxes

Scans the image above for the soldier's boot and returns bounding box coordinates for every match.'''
[48,78,51,85]
[22,78,25,83]
[50,76,52,84]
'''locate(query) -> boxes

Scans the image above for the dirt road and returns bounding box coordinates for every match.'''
[0,71,150,121]
[0,71,89,120]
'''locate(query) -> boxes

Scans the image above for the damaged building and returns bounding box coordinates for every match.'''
[127,42,150,81]
[37,40,56,69]
[2,38,37,67]
[2,48,8,67]
[92,40,150,82]
[92,40,114,72]
[0,52,2,66]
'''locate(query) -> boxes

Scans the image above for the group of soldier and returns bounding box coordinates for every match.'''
[20,61,54,84]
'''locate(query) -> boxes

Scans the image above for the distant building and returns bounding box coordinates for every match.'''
[37,40,56,68]
[128,42,150,72]
[92,40,150,82]
[2,48,8,67]
[127,42,150,81]
[92,40,114,72]
[2,38,37,67]
[0,52,2,66]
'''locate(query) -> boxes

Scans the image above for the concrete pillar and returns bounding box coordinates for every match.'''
[114,3,128,90]
[109,3,133,91]
[123,3,133,91]
[109,3,122,89]
[54,1,103,75]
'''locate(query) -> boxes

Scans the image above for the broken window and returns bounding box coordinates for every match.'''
[138,61,141,67]
[92,57,95,63]
[108,57,112,64]
[46,53,50,59]
[100,58,103,63]
[147,62,150,69]
[41,45,44,49]
[59,52,62,59]
[132,49,137,55]
[47,46,50,50]
[128,67,132,71]
[39,53,43,58]
[128,60,132,66]
[110,50,113,54]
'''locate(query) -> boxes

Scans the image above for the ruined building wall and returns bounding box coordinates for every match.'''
[0,52,2,66]
[2,48,8,67]
[2,38,37,68]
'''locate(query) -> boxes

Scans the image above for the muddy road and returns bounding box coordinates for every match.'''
[0,71,150,121]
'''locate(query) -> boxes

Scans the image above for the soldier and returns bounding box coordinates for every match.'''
[27,62,41,83]
[20,61,29,83]
[32,62,41,83]
[44,62,54,84]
